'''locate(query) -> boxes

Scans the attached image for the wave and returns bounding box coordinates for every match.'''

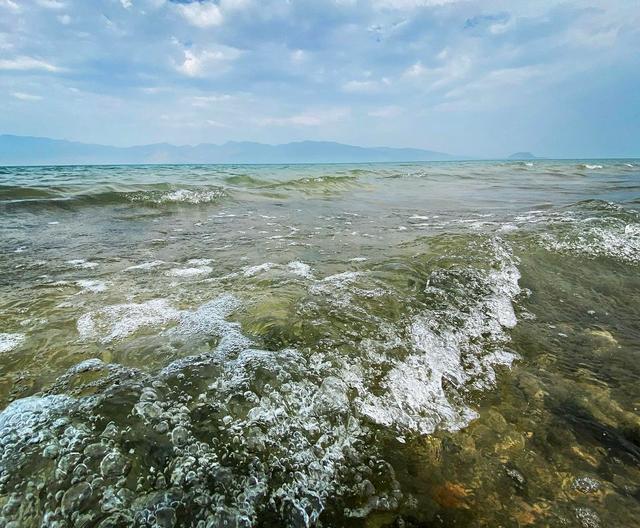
[0,237,522,526]
[0,174,361,210]
[515,200,640,265]
[0,183,229,209]
[223,173,362,194]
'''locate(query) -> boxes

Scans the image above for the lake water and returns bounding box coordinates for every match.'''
[1,160,639,527]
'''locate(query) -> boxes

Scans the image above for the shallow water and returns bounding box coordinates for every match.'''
[0,160,639,527]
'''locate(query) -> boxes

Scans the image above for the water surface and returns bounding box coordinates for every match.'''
[1,160,639,527]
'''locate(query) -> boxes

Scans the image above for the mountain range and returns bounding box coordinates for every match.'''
[0,134,460,165]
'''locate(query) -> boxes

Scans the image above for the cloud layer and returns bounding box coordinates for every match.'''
[0,0,638,157]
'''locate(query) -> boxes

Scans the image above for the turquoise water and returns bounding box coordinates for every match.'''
[0,160,639,527]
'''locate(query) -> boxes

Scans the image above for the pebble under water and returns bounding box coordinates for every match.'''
[0,160,639,527]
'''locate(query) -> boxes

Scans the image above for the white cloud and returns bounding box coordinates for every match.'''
[373,0,462,10]
[176,48,239,77]
[0,56,62,72]
[404,61,427,77]
[58,14,71,24]
[291,49,306,63]
[205,119,229,128]
[0,0,19,11]
[258,108,350,127]
[36,0,66,9]
[342,78,390,93]
[219,0,251,11]
[190,94,233,107]
[440,64,551,108]
[403,56,472,90]
[11,92,43,101]
[120,0,133,8]
[176,1,223,28]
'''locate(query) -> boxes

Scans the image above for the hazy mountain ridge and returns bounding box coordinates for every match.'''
[0,135,459,165]
[508,151,539,160]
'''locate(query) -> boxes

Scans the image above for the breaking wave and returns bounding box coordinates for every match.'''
[0,237,522,526]
[518,201,640,265]
[0,183,228,209]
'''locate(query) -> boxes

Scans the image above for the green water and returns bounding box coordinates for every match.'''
[0,161,639,527]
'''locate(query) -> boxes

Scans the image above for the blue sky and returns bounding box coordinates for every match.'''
[0,0,638,157]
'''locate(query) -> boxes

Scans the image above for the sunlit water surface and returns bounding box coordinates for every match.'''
[0,160,639,527]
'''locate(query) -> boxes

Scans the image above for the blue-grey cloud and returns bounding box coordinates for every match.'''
[0,0,638,157]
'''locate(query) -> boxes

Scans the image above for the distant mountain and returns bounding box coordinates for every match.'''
[508,151,539,160]
[0,135,459,165]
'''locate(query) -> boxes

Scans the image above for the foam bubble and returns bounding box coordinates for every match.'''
[355,239,520,434]
[77,299,182,342]
[541,221,640,264]
[287,261,313,278]
[166,265,212,277]
[132,188,226,204]
[186,258,213,266]
[0,333,25,353]
[66,259,99,269]
[124,260,164,271]
[243,262,275,277]
[76,279,108,293]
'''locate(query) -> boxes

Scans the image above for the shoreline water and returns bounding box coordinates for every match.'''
[1,160,639,527]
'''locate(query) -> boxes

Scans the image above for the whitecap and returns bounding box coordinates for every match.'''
[67,259,99,269]
[354,239,521,434]
[243,262,275,277]
[186,258,213,266]
[137,188,225,204]
[76,279,108,293]
[287,261,313,278]
[124,260,165,271]
[166,266,212,277]
[77,299,182,342]
[0,333,26,353]
[540,220,640,265]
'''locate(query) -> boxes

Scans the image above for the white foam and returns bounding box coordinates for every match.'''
[243,262,275,277]
[76,279,108,293]
[124,260,165,271]
[355,240,521,434]
[67,259,99,269]
[541,221,640,265]
[3,242,525,525]
[0,333,25,353]
[0,394,73,442]
[77,299,182,342]
[167,265,212,277]
[145,189,225,204]
[287,261,313,278]
[321,271,360,285]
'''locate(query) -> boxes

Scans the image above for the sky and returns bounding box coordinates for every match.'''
[0,0,639,158]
